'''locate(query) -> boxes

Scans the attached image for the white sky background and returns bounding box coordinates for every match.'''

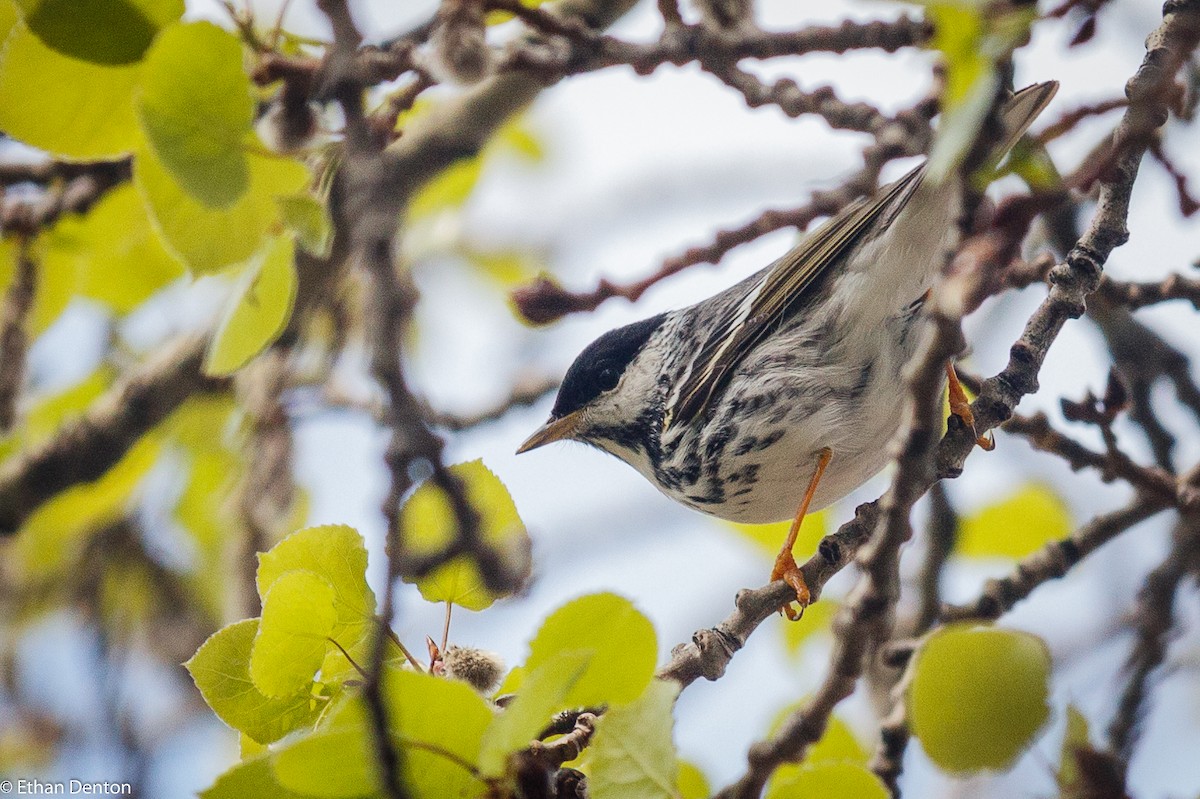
[18,0,1200,796]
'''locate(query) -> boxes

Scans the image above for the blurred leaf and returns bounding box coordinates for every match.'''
[485,0,552,26]
[403,107,543,220]
[185,619,320,745]
[478,650,592,776]
[1057,704,1091,793]
[780,599,837,656]
[956,483,1071,559]
[727,510,828,560]
[400,459,530,611]
[0,365,112,461]
[677,761,710,799]
[497,116,545,162]
[14,431,160,577]
[201,756,309,799]
[68,183,184,312]
[921,1,1036,182]
[0,3,17,41]
[204,234,297,376]
[277,193,332,257]
[0,223,84,335]
[256,525,376,684]
[16,0,182,65]
[465,248,541,287]
[409,156,483,221]
[525,592,657,709]
[765,762,888,799]
[0,21,140,158]
[495,664,525,697]
[137,22,253,207]
[250,570,338,698]
[767,710,868,794]
[590,680,681,799]
[908,624,1051,774]
[97,557,158,631]
[135,139,309,274]
[1005,138,1064,192]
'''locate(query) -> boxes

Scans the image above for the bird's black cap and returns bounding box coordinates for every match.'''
[551,313,666,419]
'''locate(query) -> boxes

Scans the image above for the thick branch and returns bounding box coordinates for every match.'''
[0,336,225,535]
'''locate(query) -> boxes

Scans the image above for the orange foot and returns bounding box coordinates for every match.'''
[770,550,811,621]
[946,363,995,451]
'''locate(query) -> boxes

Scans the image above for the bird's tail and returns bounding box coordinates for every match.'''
[989,80,1060,167]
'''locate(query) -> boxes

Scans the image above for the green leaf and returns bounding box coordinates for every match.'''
[201,756,309,799]
[386,668,493,799]
[270,699,376,799]
[956,483,1071,559]
[272,669,493,799]
[677,761,710,799]
[256,525,376,684]
[134,140,310,274]
[400,459,531,611]
[136,21,253,207]
[478,650,592,776]
[908,625,1051,774]
[765,762,889,799]
[0,21,140,158]
[277,193,332,257]
[61,183,184,313]
[185,619,320,745]
[1057,704,1091,793]
[589,680,681,799]
[250,570,339,698]
[17,0,182,65]
[204,234,297,376]
[525,592,657,709]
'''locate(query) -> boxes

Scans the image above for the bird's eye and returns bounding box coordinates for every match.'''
[596,364,620,391]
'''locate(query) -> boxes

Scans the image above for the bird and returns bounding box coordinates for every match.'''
[517,82,1059,618]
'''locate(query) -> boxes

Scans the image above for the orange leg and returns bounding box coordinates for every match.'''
[946,364,995,451]
[770,447,833,621]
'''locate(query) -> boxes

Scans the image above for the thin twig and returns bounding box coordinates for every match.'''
[943,497,1170,623]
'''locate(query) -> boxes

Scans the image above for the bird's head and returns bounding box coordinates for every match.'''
[517,313,669,464]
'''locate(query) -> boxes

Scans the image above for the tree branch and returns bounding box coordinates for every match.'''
[0,335,226,535]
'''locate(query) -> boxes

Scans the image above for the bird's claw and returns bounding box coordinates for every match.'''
[946,364,995,451]
[770,551,810,621]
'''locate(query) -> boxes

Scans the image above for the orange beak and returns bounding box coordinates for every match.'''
[516,410,583,454]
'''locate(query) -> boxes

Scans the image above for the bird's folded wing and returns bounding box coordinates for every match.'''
[666,164,924,430]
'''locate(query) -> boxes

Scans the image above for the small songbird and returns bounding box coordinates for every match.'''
[518,83,1058,617]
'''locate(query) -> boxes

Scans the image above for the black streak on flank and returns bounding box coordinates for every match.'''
[551,314,667,419]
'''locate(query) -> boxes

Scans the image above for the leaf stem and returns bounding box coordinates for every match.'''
[441,601,453,653]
